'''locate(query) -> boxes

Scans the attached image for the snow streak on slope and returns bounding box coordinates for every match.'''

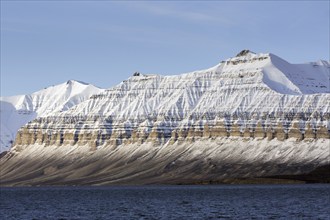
[264,54,329,94]
[56,52,329,120]
[0,80,103,152]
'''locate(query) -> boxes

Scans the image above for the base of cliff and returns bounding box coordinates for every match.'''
[0,137,329,186]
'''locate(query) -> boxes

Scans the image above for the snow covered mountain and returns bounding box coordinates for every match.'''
[14,50,328,146]
[1,50,329,186]
[0,80,103,152]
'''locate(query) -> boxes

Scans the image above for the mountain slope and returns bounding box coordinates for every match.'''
[0,80,103,152]
[41,51,329,123]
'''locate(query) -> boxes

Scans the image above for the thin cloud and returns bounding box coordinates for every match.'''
[119,2,233,25]
[92,23,223,47]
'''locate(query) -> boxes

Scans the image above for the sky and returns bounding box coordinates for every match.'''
[1,1,329,96]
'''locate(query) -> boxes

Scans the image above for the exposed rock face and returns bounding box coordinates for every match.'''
[236,49,252,57]
[1,51,329,185]
[13,115,329,150]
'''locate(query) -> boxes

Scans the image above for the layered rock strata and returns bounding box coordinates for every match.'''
[13,115,329,150]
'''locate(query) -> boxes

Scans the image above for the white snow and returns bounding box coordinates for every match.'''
[55,51,329,123]
[0,80,103,152]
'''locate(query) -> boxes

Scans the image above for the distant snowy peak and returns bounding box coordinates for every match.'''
[0,80,103,152]
[1,80,103,117]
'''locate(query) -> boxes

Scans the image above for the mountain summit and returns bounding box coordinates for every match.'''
[235,49,255,57]
[0,51,329,186]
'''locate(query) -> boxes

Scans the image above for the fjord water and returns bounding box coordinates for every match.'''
[1,185,329,219]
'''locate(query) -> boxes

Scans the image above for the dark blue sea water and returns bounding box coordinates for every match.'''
[1,184,329,219]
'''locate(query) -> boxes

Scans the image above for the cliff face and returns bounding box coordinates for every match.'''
[12,52,330,149]
[1,51,329,185]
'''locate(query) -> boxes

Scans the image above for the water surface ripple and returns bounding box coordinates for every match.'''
[1,184,329,219]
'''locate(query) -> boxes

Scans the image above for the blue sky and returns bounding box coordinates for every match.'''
[1,1,329,96]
